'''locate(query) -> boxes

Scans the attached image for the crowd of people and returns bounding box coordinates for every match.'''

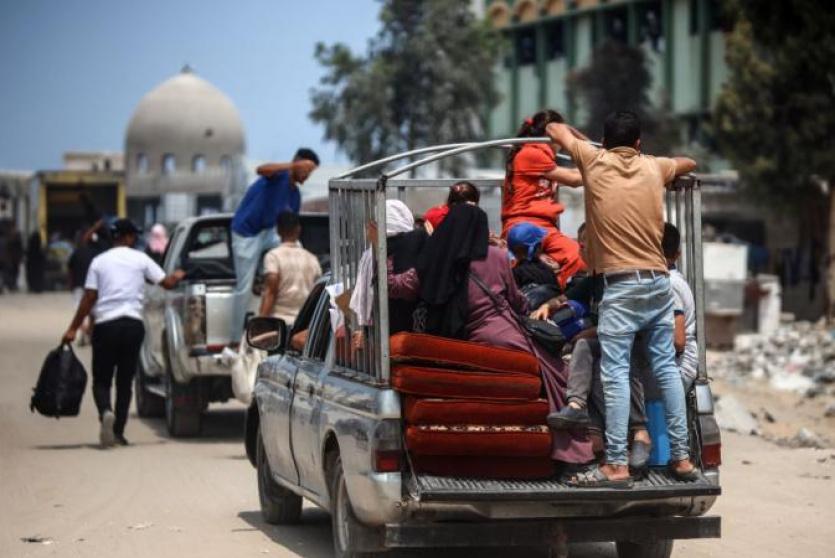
[351,109,699,486]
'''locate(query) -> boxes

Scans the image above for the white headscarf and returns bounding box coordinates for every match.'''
[350,200,415,326]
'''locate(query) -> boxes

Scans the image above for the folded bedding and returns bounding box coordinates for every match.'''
[403,397,549,425]
[390,332,539,376]
[405,424,551,457]
[392,365,541,400]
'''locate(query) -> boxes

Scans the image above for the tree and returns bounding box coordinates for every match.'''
[714,0,835,315]
[567,40,679,155]
[310,0,500,174]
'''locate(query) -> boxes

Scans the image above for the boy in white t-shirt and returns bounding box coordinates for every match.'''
[62,219,185,447]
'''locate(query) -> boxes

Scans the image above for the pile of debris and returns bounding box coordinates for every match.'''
[710,319,835,397]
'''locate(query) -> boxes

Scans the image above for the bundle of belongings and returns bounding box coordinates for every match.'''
[390,332,554,479]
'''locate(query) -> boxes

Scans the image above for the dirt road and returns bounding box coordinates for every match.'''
[2,293,834,557]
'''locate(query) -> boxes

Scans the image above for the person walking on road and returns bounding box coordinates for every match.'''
[229,148,319,341]
[545,111,698,487]
[61,219,185,447]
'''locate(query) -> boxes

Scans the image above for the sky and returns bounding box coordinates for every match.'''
[0,0,380,170]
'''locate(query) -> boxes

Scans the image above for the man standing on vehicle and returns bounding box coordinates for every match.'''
[230,148,319,341]
[258,211,322,325]
[61,219,185,447]
[546,112,699,486]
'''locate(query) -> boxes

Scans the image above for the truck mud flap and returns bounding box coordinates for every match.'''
[411,469,720,502]
[384,515,721,548]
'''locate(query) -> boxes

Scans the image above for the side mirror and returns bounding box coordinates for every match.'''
[246,316,288,353]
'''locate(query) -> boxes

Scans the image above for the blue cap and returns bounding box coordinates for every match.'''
[507,223,547,261]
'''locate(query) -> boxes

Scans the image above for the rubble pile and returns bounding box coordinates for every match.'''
[711,320,835,397]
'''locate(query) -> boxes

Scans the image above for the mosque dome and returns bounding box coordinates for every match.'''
[125,66,245,176]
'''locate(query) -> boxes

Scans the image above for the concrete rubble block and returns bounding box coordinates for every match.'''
[824,402,835,418]
[791,428,825,449]
[714,394,760,436]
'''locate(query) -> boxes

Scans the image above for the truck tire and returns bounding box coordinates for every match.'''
[164,371,202,437]
[135,361,164,418]
[616,539,674,558]
[257,431,302,524]
[327,452,378,558]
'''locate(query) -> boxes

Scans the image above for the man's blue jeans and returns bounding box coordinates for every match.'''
[231,229,279,341]
[598,272,690,465]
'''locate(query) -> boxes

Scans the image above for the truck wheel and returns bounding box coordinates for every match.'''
[135,361,164,418]
[257,431,302,524]
[616,539,674,558]
[327,453,377,558]
[164,372,202,437]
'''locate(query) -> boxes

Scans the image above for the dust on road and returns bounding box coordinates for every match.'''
[1,293,833,557]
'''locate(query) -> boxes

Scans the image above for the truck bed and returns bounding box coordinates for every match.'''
[412,469,720,502]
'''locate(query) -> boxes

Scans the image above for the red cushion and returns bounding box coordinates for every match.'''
[390,332,539,377]
[405,425,551,457]
[392,365,541,401]
[404,397,549,426]
[411,455,554,480]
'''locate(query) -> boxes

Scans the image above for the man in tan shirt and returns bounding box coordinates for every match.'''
[259,212,322,326]
[546,111,698,487]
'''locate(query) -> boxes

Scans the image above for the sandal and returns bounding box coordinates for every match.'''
[670,461,702,482]
[567,466,634,489]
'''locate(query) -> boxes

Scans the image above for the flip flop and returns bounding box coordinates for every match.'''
[670,463,702,482]
[567,466,633,489]
[629,440,651,477]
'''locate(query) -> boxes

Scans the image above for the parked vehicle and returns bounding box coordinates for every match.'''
[136,212,329,437]
[245,141,721,558]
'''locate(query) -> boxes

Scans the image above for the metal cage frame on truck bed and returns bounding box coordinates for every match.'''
[328,138,707,385]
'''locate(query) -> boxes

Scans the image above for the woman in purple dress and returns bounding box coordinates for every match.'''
[388,204,593,466]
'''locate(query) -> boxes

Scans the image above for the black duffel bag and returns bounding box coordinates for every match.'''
[30,344,88,417]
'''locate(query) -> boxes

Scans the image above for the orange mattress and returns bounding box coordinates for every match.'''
[390,332,539,376]
[405,425,552,457]
[404,397,549,426]
[411,455,554,480]
[392,365,541,401]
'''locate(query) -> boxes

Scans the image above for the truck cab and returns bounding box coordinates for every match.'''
[245,141,722,558]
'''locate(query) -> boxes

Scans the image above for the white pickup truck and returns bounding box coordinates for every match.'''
[243,141,722,557]
[135,212,329,437]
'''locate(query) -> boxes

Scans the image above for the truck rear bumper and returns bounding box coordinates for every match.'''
[384,515,721,548]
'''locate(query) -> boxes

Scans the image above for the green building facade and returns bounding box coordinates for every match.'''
[484,0,731,142]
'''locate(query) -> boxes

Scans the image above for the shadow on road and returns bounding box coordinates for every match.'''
[33,440,167,451]
[239,509,333,558]
[136,408,247,443]
[238,509,616,558]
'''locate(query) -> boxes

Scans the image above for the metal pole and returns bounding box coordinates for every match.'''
[691,181,708,380]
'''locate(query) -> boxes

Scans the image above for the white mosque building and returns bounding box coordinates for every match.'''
[124,65,246,227]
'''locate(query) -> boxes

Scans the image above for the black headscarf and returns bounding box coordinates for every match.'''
[416,204,489,338]
[387,228,428,334]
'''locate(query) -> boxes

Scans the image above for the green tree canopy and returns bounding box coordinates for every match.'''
[714,0,835,207]
[568,40,679,155]
[310,0,499,173]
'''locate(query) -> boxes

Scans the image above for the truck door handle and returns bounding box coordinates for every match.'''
[307,384,315,397]
[285,379,292,389]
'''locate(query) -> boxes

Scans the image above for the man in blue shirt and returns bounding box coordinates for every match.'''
[230,148,319,340]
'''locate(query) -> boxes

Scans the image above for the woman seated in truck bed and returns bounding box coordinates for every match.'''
[387,203,594,467]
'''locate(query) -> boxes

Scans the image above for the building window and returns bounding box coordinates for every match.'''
[546,21,565,60]
[638,1,664,52]
[219,155,232,174]
[192,155,206,173]
[603,6,629,44]
[196,194,223,216]
[162,154,176,175]
[514,27,537,66]
[136,153,148,174]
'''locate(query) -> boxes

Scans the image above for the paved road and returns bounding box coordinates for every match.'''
[2,293,834,557]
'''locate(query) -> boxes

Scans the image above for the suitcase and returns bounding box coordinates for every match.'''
[30,344,88,417]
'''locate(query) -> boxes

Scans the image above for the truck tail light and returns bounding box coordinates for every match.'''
[184,293,206,347]
[372,419,403,473]
[701,442,722,468]
[698,415,722,468]
[373,450,403,473]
